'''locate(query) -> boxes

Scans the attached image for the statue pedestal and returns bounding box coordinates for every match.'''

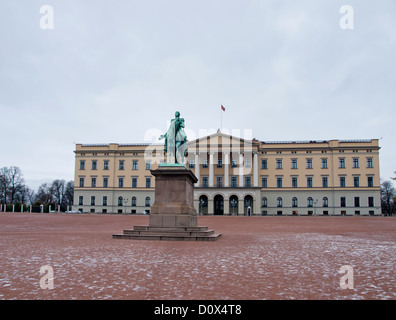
[113,165,221,241]
[149,165,197,228]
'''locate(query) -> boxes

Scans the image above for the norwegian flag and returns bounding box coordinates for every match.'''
[221,105,225,111]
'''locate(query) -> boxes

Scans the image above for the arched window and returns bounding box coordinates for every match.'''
[323,197,328,207]
[307,197,313,207]
[261,197,267,208]
[118,196,123,206]
[131,196,137,207]
[277,197,283,207]
[292,197,298,207]
[145,196,151,207]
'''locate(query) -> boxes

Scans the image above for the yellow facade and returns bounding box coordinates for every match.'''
[73,133,381,215]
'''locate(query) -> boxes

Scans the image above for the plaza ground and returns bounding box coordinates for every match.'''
[0,213,395,300]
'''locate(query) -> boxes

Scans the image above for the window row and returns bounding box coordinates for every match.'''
[261,157,374,169]
[261,175,375,188]
[79,195,151,207]
[79,176,152,188]
[261,196,375,208]
[79,160,152,171]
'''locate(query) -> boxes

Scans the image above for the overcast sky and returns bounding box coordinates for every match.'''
[1,0,395,191]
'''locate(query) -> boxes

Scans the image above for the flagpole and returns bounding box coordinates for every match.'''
[220,107,222,131]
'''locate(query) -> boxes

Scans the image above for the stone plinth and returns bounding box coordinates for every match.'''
[113,165,221,241]
[150,165,197,228]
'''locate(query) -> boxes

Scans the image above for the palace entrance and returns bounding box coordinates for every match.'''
[214,195,224,215]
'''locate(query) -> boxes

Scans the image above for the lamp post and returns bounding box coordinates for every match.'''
[231,198,237,216]
[123,197,128,214]
[313,199,318,216]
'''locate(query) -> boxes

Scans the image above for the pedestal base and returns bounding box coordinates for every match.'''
[112,225,221,241]
[112,165,221,241]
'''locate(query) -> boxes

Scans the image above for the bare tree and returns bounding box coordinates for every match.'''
[381,180,395,216]
[0,166,25,204]
[64,180,74,208]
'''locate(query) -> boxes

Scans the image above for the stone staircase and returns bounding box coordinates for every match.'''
[112,225,221,241]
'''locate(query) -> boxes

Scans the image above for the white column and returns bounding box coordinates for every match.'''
[239,153,244,187]
[209,153,214,187]
[194,153,200,187]
[224,153,229,187]
[253,152,258,187]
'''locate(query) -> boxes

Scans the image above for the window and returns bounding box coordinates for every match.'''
[291,159,298,169]
[276,159,282,169]
[132,160,138,170]
[118,177,124,188]
[321,158,328,169]
[103,177,108,188]
[245,176,252,188]
[277,197,283,207]
[261,159,268,169]
[203,159,208,168]
[146,177,151,188]
[323,197,328,207]
[292,197,298,207]
[261,177,267,188]
[307,197,313,207]
[79,160,85,170]
[91,177,96,188]
[366,158,373,168]
[102,196,107,206]
[353,158,359,168]
[353,176,360,187]
[245,158,251,168]
[340,197,346,207]
[368,197,374,207]
[292,177,298,188]
[118,196,123,206]
[307,177,313,188]
[231,176,238,188]
[261,197,267,207]
[216,176,223,187]
[103,160,109,170]
[367,176,374,187]
[202,177,208,187]
[131,197,137,206]
[189,159,195,168]
[132,177,138,188]
[339,158,345,168]
[90,196,95,206]
[146,160,152,170]
[276,177,283,188]
[306,159,313,169]
[231,158,237,168]
[119,160,125,170]
[217,158,223,168]
[354,197,360,207]
[340,176,346,188]
[322,176,328,188]
[78,196,83,206]
[92,160,97,170]
[145,197,151,207]
[79,177,85,187]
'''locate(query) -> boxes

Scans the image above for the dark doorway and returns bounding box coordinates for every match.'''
[244,195,254,216]
[214,195,224,215]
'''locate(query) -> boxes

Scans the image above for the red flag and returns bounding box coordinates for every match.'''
[221,105,225,111]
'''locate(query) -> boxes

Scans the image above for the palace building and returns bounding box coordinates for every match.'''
[73,132,381,216]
